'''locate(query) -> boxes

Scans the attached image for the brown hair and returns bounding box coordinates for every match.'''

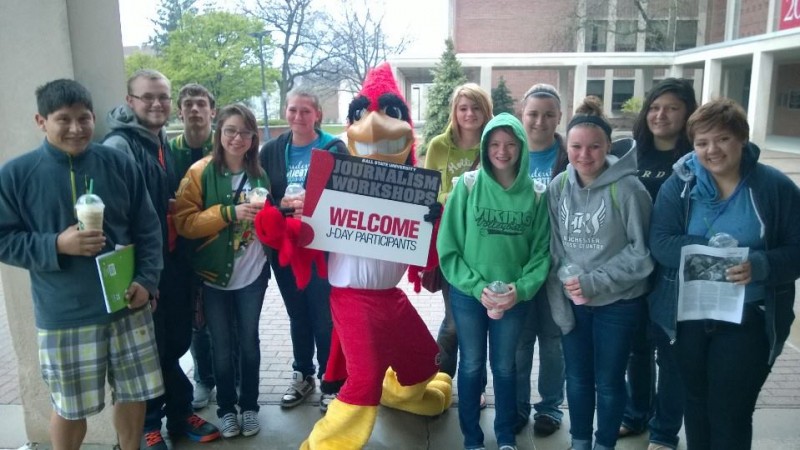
[447,83,493,145]
[286,87,323,128]
[212,104,263,179]
[127,69,171,94]
[567,96,612,142]
[686,98,749,143]
[177,83,216,109]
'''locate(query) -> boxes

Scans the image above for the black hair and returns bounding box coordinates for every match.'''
[35,79,93,117]
[632,78,698,158]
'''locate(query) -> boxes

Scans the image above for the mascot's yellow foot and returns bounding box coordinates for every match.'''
[300,400,378,450]
[380,368,453,416]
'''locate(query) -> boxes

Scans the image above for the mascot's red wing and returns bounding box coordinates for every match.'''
[254,205,327,289]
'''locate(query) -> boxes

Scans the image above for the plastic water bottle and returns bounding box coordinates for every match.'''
[487,281,509,319]
[557,262,588,305]
[284,183,305,216]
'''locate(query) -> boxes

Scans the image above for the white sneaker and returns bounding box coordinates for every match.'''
[241,410,260,437]
[281,371,315,408]
[219,412,240,438]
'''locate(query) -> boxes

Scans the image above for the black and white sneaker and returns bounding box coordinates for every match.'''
[281,371,315,408]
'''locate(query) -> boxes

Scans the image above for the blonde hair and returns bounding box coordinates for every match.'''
[521,83,562,111]
[447,83,493,145]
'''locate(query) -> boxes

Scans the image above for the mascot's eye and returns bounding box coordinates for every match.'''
[383,105,402,119]
[353,108,367,121]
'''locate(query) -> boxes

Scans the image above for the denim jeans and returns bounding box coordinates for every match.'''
[622,302,654,433]
[190,326,216,388]
[516,288,565,426]
[562,298,642,450]
[676,304,771,450]
[204,268,269,417]
[272,260,332,379]
[450,285,529,449]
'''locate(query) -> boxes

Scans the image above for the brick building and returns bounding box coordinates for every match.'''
[389,0,800,151]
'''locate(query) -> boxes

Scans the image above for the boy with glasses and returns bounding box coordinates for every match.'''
[104,70,220,448]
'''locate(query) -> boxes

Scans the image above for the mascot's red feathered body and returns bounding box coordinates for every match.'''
[255,63,451,450]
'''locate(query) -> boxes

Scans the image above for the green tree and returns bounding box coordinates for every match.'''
[420,39,467,156]
[160,11,278,107]
[124,52,164,78]
[492,76,515,115]
[149,0,200,53]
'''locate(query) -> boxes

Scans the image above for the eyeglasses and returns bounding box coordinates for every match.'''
[222,127,256,140]
[130,94,172,104]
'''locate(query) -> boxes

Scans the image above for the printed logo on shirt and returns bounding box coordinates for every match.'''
[287,161,309,186]
[559,197,607,250]
[475,207,533,236]
[447,157,476,175]
[637,169,669,180]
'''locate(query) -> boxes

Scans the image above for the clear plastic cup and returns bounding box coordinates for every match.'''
[558,262,588,305]
[487,280,510,319]
[709,232,738,248]
[284,183,305,207]
[75,193,105,231]
[249,187,269,207]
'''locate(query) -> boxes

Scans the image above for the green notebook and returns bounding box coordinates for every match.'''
[95,245,135,313]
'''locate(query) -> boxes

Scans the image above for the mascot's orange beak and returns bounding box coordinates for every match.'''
[347,110,413,165]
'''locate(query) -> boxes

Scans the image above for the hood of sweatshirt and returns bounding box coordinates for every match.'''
[671,140,761,202]
[106,104,164,147]
[565,137,638,190]
[479,112,531,194]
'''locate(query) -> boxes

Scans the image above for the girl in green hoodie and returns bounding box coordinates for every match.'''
[438,113,550,450]
[424,83,493,383]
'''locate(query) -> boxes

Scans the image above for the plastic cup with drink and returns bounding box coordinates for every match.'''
[75,192,105,231]
[249,187,269,208]
[486,280,513,319]
[558,261,588,305]
[283,183,305,218]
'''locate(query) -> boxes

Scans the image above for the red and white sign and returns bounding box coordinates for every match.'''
[780,0,800,30]
[299,150,441,266]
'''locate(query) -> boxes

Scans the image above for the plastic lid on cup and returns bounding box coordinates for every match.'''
[75,193,104,206]
[285,183,305,198]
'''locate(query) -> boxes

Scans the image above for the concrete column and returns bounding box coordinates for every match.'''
[558,69,570,133]
[603,69,614,116]
[669,65,685,78]
[748,51,775,146]
[702,59,723,103]
[634,68,655,100]
[479,65,493,94]
[0,0,126,445]
[573,64,589,116]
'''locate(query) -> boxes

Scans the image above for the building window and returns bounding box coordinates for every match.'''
[585,20,608,52]
[675,20,698,50]
[615,20,638,52]
[612,80,635,111]
[645,20,669,51]
[587,80,605,103]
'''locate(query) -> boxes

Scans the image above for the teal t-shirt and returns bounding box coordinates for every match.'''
[528,140,559,186]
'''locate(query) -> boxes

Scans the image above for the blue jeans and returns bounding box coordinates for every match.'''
[676,304,771,450]
[204,268,269,417]
[272,260,332,379]
[451,286,529,449]
[563,298,642,450]
[516,288,565,426]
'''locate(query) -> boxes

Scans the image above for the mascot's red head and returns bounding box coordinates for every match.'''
[346,63,416,166]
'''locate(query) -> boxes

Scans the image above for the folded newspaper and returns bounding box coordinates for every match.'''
[678,244,748,324]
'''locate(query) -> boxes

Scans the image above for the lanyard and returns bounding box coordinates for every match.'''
[233,173,248,205]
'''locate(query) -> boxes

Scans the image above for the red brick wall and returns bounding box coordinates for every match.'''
[739,0,770,37]
[453,0,576,53]
[706,0,728,44]
[492,69,561,115]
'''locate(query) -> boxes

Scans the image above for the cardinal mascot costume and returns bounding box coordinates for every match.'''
[254,63,452,449]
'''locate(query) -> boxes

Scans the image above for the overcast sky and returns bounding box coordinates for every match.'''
[117,0,448,58]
